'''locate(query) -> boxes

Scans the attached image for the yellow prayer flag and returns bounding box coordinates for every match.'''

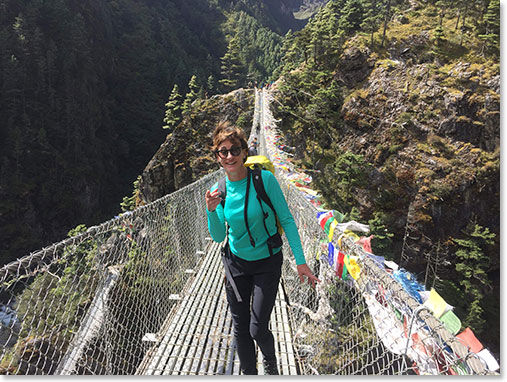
[344,230,360,241]
[423,288,448,319]
[328,219,338,241]
[337,234,344,249]
[344,255,361,280]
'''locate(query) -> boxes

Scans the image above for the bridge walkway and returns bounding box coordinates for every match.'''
[136,240,299,375]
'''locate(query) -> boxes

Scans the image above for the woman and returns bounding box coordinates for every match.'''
[205,121,319,375]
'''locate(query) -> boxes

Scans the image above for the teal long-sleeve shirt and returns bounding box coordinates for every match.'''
[206,170,306,265]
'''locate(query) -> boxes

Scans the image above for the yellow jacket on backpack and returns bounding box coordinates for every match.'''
[244,155,275,174]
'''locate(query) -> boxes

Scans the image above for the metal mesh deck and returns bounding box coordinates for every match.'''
[137,240,299,375]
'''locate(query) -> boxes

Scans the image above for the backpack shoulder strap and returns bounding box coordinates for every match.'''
[251,167,276,216]
[252,167,284,237]
[217,177,226,208]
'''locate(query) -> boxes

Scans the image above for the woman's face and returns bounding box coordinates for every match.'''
[215,139,247,174]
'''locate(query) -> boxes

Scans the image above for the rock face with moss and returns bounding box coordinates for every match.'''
[137,89,254,203]
[336,37,499,268]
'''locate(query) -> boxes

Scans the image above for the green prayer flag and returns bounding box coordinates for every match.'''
[440,310,461,335]
[334,210,346,223]
[342,264,348,281]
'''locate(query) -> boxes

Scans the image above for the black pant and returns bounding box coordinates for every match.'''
[224,250,282,375]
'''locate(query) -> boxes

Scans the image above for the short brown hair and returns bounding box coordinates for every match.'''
[211,120,248,153]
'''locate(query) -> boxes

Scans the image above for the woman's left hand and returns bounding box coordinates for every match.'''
[297,264,321,289]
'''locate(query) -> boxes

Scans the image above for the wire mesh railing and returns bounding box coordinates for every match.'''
[0,169,223,375]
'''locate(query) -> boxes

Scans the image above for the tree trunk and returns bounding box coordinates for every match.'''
[462,2,469,28]
[381,0,392,48]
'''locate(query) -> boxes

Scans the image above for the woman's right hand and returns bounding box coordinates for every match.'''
[205,189,222,212]
[297,263,321,289]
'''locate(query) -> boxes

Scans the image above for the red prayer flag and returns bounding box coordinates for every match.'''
[335,251,345,278]
[456,327,483,354]
[356,235,374,253]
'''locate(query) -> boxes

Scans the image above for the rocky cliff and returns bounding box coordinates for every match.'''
[138,89,255,203]
[331,35,499,272]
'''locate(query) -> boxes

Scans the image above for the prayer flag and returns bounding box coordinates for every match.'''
[384,260,399,271]
[333,210,346,223]
[439,310,461,335]
[344,255,361,280]
[318,211,333,230]
[335,251,345,277]
[342,263,348,281]
[343,230,360,241]
[422,288,449,319]
[456,327,483,354]
[328,219,338,241]
[367,253,385,267]
[356,235,374,253]
[477,349,499,372]
[336,221,370,233]
[324,217,334,236]
[328,242,334,266]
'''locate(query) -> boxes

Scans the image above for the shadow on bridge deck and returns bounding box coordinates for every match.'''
[136,240,299,375]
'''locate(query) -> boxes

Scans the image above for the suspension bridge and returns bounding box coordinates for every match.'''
[0,88,498,375]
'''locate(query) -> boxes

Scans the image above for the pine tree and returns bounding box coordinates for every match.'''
[435,0,452,26]
[328,0,347,17]
[479,0,499,55]
[433,24,445,46]
[433,0,452,46]
[275,30,298,77]
[361,0,382,48]
[368,211,394,258]
[307,78,343,130]
[297,28,313,65]
[338,0,364,35]
[120,176,142,212]
[318,151,372,213]
[182,75,199,115]
[198,85,205,99]
[454,0,471,46]
[219,37,246,91]
[380,0,392,47]
[206,74,216,96]
[453,222,495,332]
[308,3,342,67]
[162,84,182,130]
[308,12,326,67]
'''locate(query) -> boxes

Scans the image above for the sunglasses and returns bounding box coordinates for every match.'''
[215,146,242,159]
